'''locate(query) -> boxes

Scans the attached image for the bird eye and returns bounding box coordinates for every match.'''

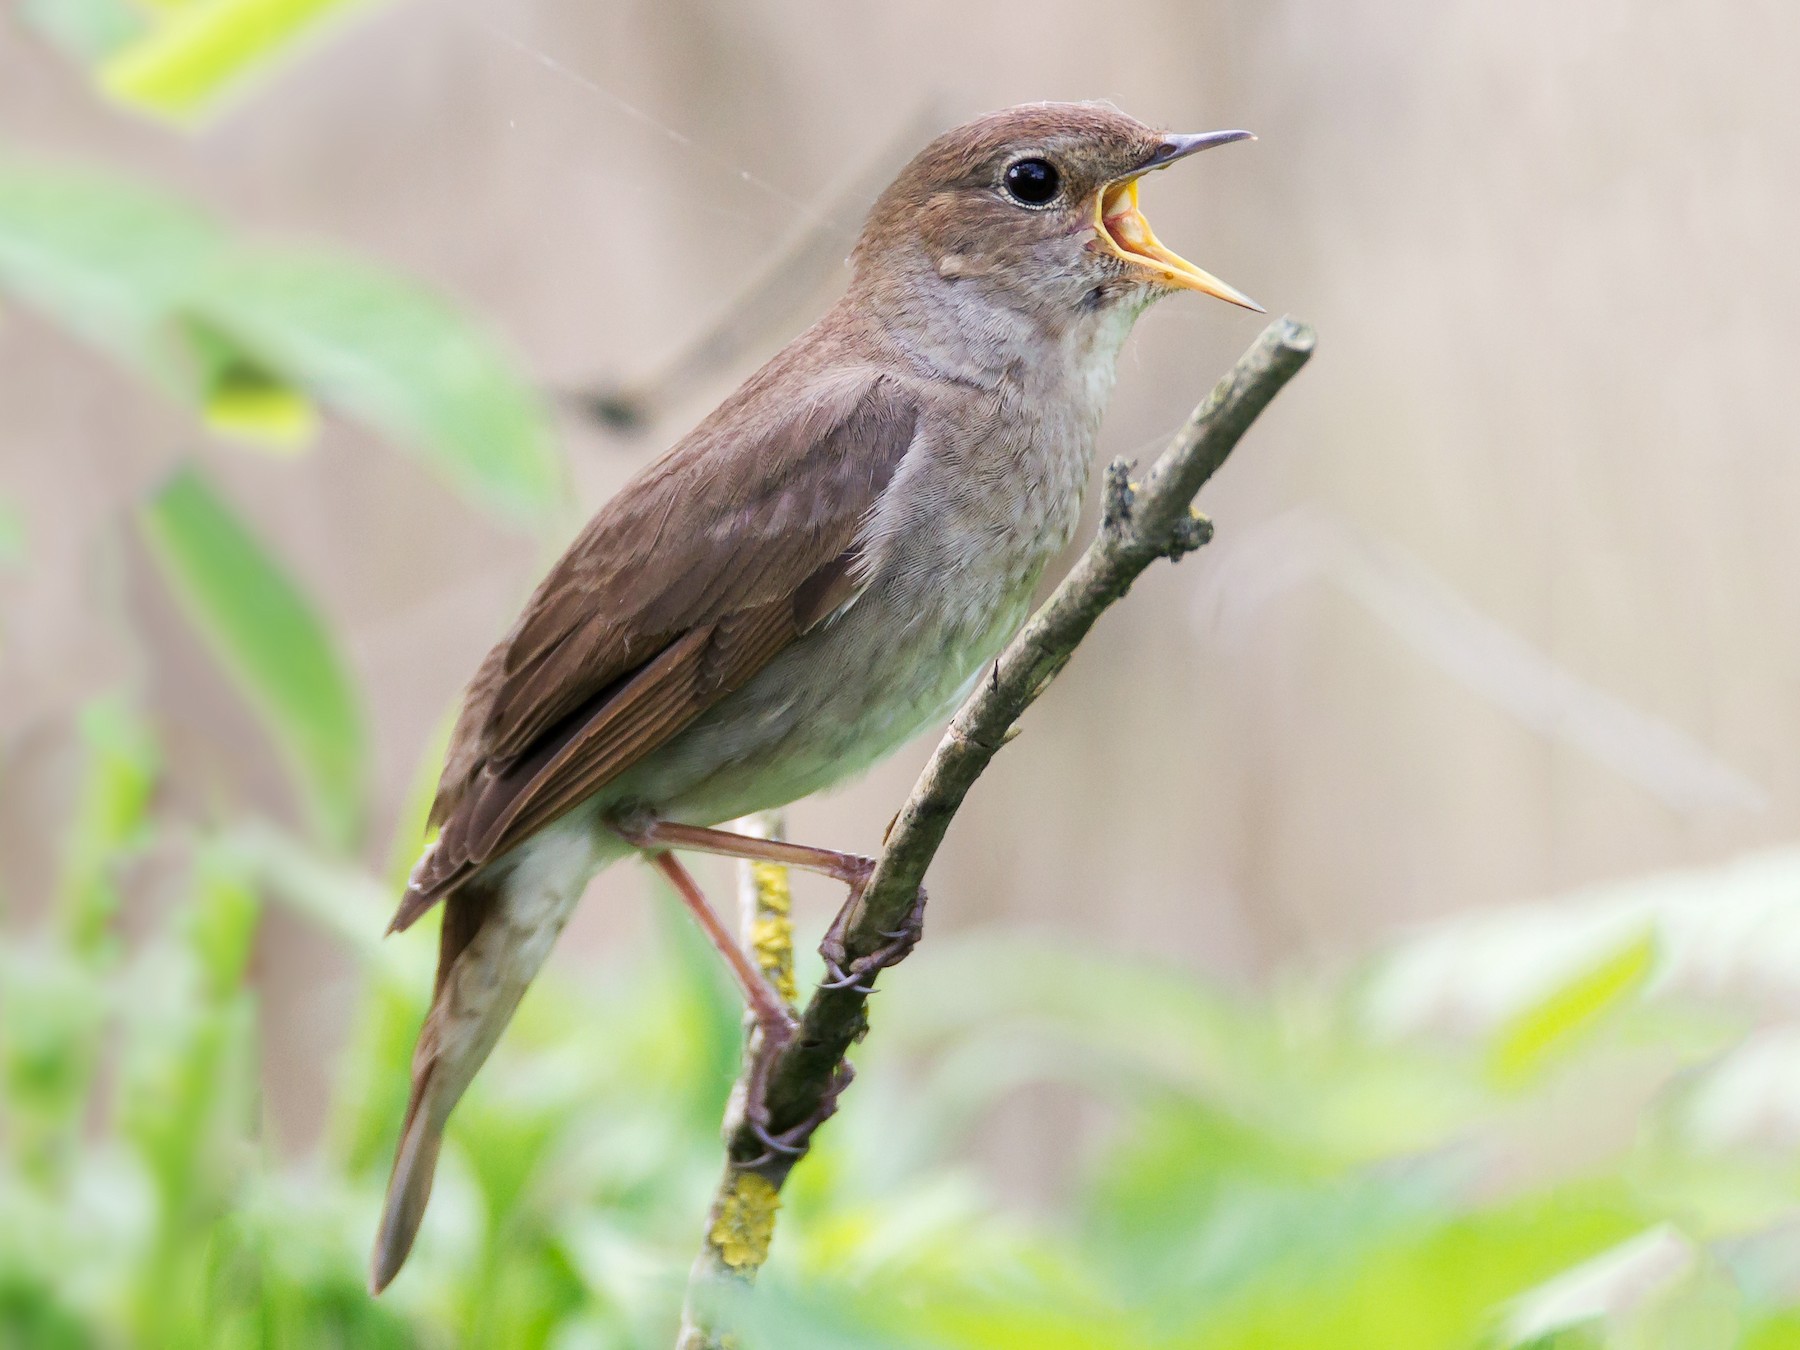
[1002,158,1061,207]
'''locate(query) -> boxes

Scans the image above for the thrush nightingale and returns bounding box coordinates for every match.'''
[371,101,1259,1291]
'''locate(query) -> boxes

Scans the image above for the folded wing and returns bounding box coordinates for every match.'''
[390,363,920,929]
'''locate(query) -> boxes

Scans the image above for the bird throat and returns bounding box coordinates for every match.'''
[877,260,1151,401]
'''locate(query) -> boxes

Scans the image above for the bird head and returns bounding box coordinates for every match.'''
[854,102,1261,322]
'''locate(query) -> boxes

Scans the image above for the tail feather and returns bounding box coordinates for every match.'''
[369,1064,445,1294]
[369,879,513,1294]
[369,825,611,1293]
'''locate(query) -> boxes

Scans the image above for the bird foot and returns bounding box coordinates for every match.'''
[739,1054,855,1169]
[818,882,928,993]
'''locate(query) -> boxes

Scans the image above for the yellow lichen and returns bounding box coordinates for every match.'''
[708,1172,781,1271]
[750,860,791,914]
[749,861,796,1003]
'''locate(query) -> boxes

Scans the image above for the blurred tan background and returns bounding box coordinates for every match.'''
[4,0,1798,1153]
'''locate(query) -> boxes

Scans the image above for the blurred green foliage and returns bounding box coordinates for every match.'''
[7,682,1800,1346]
[0,138,561,861]
[0,161,563,518]
[21,0,386,124]
[139,465,367,849]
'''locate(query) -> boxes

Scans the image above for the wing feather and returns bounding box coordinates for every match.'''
[391,361,919,930]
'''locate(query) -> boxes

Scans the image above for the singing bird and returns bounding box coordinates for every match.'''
[371,101,1259,1291]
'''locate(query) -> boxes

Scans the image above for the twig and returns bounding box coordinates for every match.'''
[677,316,1315,1344]
[676,812,793,1349]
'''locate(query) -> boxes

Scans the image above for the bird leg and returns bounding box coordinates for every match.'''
[616,813,927,1162]
[646,851,795,1047]
[617,816,875,887]
[614,815,929,997]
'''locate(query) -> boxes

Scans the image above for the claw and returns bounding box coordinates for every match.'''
[819,958,877,993]
[815,884,928,995]
[737,1060,855,1168]
[748,1118,808,1157]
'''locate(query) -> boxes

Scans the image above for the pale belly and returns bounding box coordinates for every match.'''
[603,555,1040,827]
[592,313,1122,832]
[603,388,1097,825]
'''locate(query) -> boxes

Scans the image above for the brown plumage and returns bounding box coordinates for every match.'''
[371,101,1259,1293]
[391,363,919,919]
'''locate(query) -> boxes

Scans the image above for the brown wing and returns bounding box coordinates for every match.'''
[389,361,919,928]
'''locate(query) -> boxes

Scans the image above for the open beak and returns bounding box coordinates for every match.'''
[1094,130,1262,311]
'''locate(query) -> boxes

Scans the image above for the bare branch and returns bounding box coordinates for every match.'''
[677,316,1315,1344]
[676,812,794,1349]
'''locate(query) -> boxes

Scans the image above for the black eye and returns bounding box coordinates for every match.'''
[1003,158,1061,206]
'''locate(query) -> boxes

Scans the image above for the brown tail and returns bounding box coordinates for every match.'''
[369,826,613,1293]
[370,878,515,1294]
[369,1063,448,1293]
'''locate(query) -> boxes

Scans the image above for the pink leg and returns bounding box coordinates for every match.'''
[616,813,926,998]
[649,851,793,1044]
[617,817,873,886]
[622,813,927,1165]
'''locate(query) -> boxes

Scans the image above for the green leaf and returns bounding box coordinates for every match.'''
[99,0,382,124]
[56,695,161,955]
[186,843,263,1000]
[1166,1182,1650,1350]
[2,697,155,1183]
[0,165,221,383]
[1745,1312,1800,1350]
[0,163,562,518]
[197,253,563,518]
[0,943,113,1183]
[1491,930,1657,1085]
[139,465,366,847]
